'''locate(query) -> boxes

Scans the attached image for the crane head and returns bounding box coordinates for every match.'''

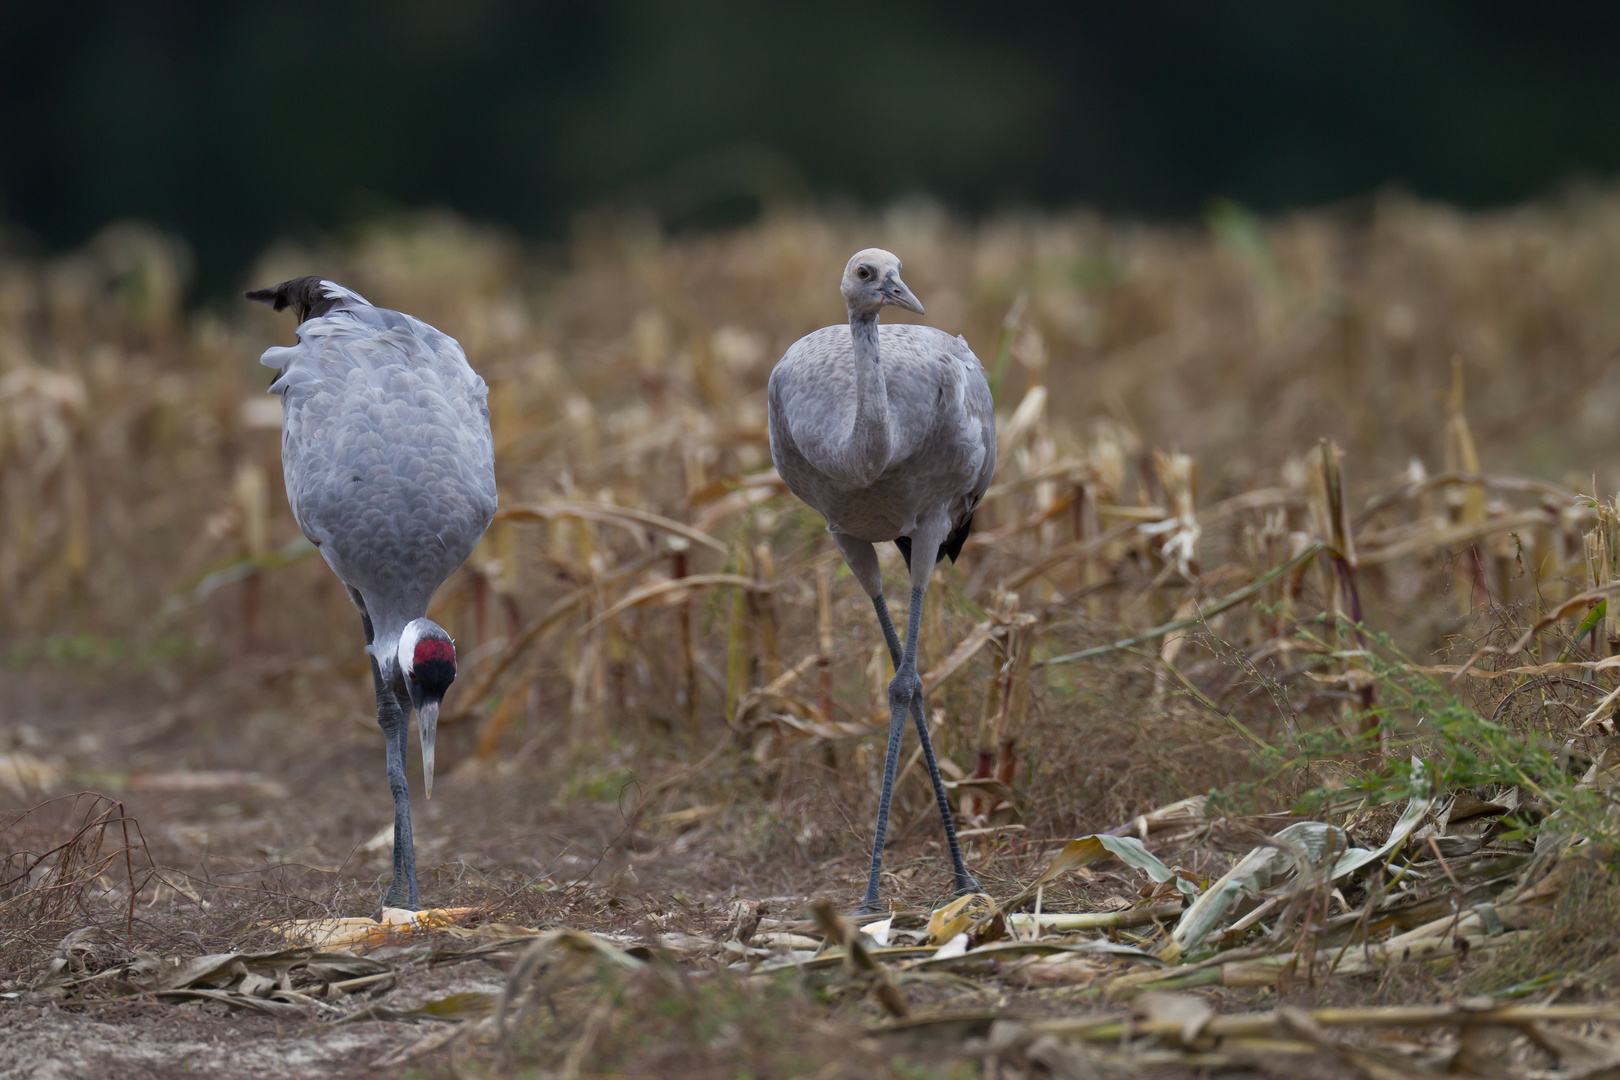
[398,619,457,799]
[841,249,924,317]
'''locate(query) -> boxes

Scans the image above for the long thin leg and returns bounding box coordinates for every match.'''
[371,653,420,910]
[354,598,421,909]
[875,593,969,881]
[909,654,979,897]
[872,593,904,664]
[858,675,909,913]
[860,545,979,912]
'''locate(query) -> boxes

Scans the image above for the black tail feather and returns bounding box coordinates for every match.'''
[244,276,340,323]
[894,513,975,572]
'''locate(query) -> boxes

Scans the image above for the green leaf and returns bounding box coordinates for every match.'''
[1559,600,1607,662]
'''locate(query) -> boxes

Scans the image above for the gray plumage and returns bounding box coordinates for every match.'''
[249,276,496,910]
[262,283,497,658]
[767,249,995,912]
[769,321,995,560]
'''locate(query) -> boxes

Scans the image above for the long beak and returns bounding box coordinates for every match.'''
[418,699,439,800]
[882,275,925,314]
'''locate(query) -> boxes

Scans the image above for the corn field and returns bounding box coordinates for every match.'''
[8,193,1620,1076]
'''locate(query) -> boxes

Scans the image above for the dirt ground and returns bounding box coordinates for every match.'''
[0,650,1365,1080]
[7,645,1572,1080]
[0,652,1035,1078]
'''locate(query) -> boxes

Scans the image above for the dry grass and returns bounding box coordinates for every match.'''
[6,190,1620,1074]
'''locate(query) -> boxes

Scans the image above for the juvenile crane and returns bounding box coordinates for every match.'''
[768,249,995,912]
[247,277,497,910]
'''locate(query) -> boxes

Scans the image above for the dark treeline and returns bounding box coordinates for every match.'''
[3,1,1618,291]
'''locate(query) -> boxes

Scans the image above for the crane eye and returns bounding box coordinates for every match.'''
[856,266,871,280]
[409,671,419,683]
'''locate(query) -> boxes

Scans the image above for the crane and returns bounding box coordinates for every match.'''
[767,249,995,912]
[247,276,498,909]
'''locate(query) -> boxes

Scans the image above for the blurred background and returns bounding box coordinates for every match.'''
[5,2,1620,294]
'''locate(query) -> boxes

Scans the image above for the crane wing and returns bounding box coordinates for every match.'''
[265,298,497,622]
[957,334,997,513]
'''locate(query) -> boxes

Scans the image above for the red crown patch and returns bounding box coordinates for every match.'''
[414,638,456,669]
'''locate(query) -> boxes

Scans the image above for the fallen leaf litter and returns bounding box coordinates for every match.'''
[9,780,1617,1077]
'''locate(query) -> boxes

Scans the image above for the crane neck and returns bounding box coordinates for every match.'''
[845,308,892,480]
[849,307,880,355]
[368,631,404,686]
[366,609,415,686]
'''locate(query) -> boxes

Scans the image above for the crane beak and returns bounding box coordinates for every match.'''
[882,275,925,314]
[418,699,439,800]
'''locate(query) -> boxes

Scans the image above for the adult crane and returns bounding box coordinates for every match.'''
[246,276,498,910]
[768,249,995,912]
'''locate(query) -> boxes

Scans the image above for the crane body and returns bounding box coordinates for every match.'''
[248,276,497,909]
[768,249,994,912]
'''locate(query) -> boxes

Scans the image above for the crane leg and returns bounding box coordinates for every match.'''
[858,535,979,914]
[371,655,420,910]
[858,649,909,915]
[880,595,981,899]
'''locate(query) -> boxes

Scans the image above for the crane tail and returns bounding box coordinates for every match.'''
[244,276,352,322]
[939,513,974,563]
[893,513,975,571]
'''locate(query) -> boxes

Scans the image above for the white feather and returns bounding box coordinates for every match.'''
[320,280,371,307]
[396,618,431,675]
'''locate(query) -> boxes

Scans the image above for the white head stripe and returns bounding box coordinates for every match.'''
[397,618,429,674]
